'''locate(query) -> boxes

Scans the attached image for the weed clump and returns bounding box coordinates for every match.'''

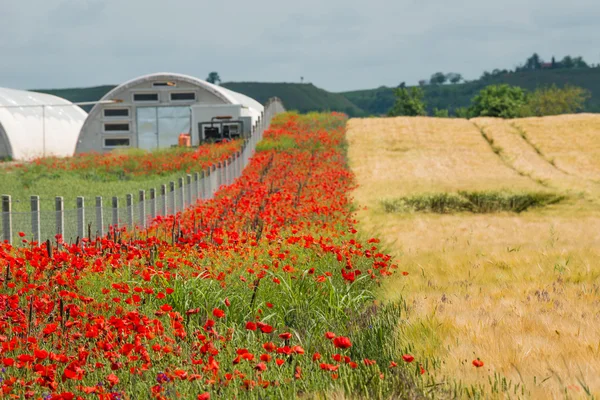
[381,191,565,214]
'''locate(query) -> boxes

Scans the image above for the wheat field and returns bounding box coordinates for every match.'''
[347,116,600,399]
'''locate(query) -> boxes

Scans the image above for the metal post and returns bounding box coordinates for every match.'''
[76,196,84,241]
[186,174,192,207]
[126,194,133,229]
[211,165,217,196]
[150,188,157,220]
[178,177,185,210]
[31,196,41,243]
[55,196,64,239]
[194,172,200,203]
[139,190,146,229]
[169,182,176,214]
[215,162,221,189]
[2,195,12,245]
[201,170,208,200]
[112,197,119,229]
[160,184,168,216]
[95,196,103,237]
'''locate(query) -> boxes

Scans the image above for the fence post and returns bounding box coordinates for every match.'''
[95,196,103,238]
[202,170,208,200]
[126,194,133,229]
[55,196,64,240]
[112,197,119,230]
[31,196,41,243]
[76,196,85,241]
[169,182,176,214]
[161,184,168,216]
[194,172,200,203]
[139,190,146,229]
[186,174,192,207]
[150,188,157,220]
[2,195,12,245]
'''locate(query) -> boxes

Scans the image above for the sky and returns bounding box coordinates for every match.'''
[0,0,598,92]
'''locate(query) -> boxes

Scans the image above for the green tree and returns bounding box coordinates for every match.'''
[468,84,527,118]
[206,72,221,84]
[521,85,590,117]
[430,72,447,85]
[387,87,427,116]
[446,72,462,84]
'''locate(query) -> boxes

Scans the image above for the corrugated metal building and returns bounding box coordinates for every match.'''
[76,73,264,154]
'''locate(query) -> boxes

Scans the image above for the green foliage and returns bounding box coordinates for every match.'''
[433,108,450,118]
[381,191,565,214]
[430,72,447,85]
[454,107,470,118]
[342,68,600,116]
[520,84,590,117]
[206,71,221,84]
[387,87,427,117]
[468,84,527,118]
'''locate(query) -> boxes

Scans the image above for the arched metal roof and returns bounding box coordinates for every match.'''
[0,87,87,160]
[86,72,264,119]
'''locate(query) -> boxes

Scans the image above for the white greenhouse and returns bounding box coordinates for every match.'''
[0,87,87,160]
[76,73,265,154]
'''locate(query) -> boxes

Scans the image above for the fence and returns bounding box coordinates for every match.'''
[1,98,286,245]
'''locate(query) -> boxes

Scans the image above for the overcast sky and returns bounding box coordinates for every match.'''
[1,0,598,92]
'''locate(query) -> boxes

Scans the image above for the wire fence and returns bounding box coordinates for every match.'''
[1,98,285,246]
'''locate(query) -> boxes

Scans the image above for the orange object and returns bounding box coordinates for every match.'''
[178,133,191,147]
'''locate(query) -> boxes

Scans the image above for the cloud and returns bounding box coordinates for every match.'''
[0,0,598,92]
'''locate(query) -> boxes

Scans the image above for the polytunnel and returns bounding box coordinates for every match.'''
[0,87,87,160]
[76,73,265,154]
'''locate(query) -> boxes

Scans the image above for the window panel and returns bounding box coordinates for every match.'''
[104,108,129,117]
[104,123,130,132]
[133,93,159,102]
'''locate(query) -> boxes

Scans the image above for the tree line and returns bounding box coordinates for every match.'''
[416,53,594,87]
[388,84,590,119]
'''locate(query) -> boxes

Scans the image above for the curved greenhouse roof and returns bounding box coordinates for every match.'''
[76,72,265,154]
[0,87,87,160]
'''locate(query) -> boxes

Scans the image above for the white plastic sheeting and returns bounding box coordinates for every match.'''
[0,87,87,160]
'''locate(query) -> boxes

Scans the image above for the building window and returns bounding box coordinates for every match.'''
[104,123,130,132]
[153,82,176,87]
[133,93,159,102]
[104,138,130,148]
[171,92,196,101]
[104,108,129,118]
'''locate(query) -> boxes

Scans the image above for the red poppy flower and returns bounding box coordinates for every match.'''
[212,308,225,318]
[278,332,292,340]
[325,332,336,340]
[472,359,484,368]
[332,336,352,349]
[245,322,257,331]
[402,354,414,363]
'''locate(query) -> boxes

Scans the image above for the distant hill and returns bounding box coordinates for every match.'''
[34,82,366,116]
[222,82,364,116]
[341,68,600,115]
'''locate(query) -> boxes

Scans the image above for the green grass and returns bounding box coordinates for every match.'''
[381,191,566,214]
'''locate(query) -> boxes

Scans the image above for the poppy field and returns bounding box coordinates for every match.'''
[0,113,425,399]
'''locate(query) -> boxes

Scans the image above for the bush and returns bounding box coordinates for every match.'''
[433,108,450,118]
[388,87,427,116]
[381,191,565,214]
[520,84,590,117]
[468,84,527,118]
